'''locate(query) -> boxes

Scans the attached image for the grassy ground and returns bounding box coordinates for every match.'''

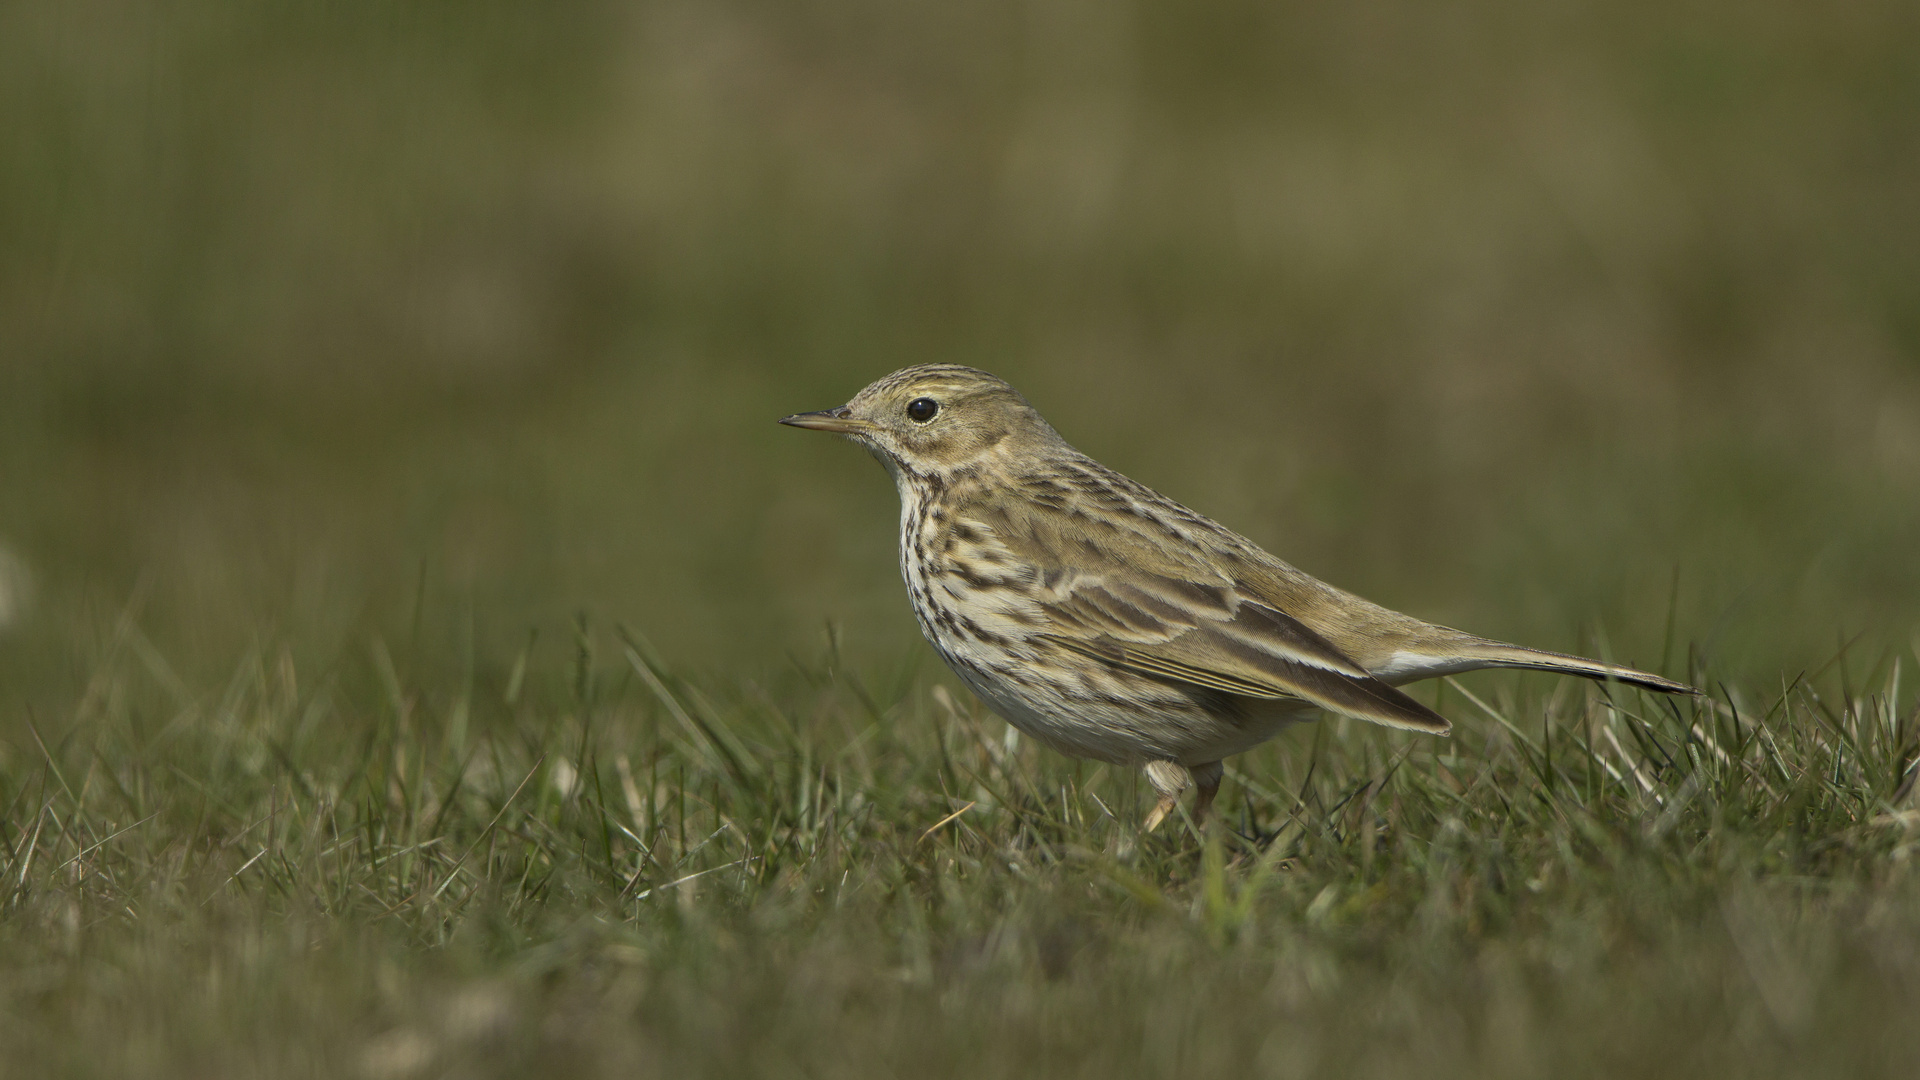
[1,613,1915,1077]
[3,0,1919,1076]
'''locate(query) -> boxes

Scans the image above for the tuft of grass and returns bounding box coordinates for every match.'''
[1,617,1916,1077]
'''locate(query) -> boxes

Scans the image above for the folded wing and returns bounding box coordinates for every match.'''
[1033,575,1451,735]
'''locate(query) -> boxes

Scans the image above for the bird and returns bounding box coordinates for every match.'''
[780,365,1697,830]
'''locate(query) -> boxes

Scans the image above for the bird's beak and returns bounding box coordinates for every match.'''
[778,406,872,435]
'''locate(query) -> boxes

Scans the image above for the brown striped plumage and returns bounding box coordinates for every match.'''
[781,365,1696,830]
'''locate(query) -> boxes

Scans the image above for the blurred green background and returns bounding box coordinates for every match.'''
[3,0,1917,703]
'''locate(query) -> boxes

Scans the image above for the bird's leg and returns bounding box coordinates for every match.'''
[1190,761,1223,826]
[1143,794,1179,832]
[1142,760,1192,832]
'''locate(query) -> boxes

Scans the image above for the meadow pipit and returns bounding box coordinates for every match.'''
[781,366,1697,830]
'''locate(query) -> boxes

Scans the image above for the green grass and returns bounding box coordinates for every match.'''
[3,611,1915,1077]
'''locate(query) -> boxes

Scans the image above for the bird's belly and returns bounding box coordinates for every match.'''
[901,522,1307,766]
[930,633,1308,768]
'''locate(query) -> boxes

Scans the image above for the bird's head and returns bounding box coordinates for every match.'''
[780,365,1063,481]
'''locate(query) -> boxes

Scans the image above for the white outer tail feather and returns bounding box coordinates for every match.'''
[1375,641,1697,696]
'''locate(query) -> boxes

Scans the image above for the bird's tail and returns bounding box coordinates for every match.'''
[1444,640,1697,696]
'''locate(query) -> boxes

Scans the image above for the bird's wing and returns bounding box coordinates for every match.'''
[1033,577,1450,734]
[970,496,1450,735]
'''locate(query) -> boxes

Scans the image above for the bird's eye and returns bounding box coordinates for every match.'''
[906,397,939,423]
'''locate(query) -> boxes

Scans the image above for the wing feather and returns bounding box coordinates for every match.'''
[968,494,1451,735]
[1034,580,1450,735]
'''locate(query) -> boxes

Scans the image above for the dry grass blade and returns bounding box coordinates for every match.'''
[429,753,547,902]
